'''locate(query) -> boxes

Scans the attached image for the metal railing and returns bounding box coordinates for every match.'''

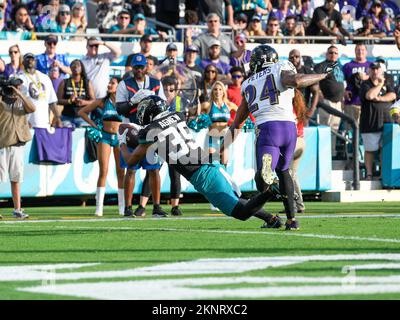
[316,101,360,190]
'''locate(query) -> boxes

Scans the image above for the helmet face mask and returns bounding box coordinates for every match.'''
[137,95,168,126]
[249,45,279,74]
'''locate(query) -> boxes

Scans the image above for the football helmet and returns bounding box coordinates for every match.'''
[249,45,279,74]
[137,95,168,125]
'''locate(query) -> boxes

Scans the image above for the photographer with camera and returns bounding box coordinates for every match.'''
[0,76,35,219]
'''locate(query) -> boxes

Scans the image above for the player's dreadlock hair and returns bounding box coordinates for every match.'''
[293,88,307,126]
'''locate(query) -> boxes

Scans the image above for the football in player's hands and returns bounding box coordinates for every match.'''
[118,123,141,148]
[324,61,338,75]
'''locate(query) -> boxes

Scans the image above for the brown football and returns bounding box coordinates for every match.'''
[118,123,140,149]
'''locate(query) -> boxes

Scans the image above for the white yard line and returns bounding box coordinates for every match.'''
[0,213,399,224]
[50,225,400,245]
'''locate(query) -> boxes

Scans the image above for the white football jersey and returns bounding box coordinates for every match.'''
[241,60,297,126]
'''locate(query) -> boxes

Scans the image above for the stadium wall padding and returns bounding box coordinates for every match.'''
[0,127,332,198]
[382,123,400,188]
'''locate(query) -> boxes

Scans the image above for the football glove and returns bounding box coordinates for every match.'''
[118,128,128,146]
[129,89,154,106]
[324,61,338,75]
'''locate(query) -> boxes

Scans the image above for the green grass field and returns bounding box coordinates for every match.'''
[1,201,400,300]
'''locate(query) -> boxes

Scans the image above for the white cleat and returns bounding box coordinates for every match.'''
[261,153,274,185]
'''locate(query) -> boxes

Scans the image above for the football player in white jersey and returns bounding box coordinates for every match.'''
[224,45,337,230]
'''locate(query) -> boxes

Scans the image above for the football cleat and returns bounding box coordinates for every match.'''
[261,154,274,185]
[261,215,282,229]
[152,206,168,218]
[285,220,300,231]
[124,206,134,217]
[171,206,183,216]
[134,206,146,217]
[13,209,29,219]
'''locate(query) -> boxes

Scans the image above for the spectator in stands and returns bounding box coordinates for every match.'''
[115,54,168,218]
[81,36,121,99]
[57,59,96,128]
[78,77,125,216]
[132,13,167,40]
[48,66,62,92]
[227,66,244,108]
[94,0,124,34]
[360,62,396,180]
[0,75,35,219]
[314,45,345,157]
[146,56,158,74]
[231,0,270,21]
[354,16,386,38]
[0,2,6,31]
[233,12,249,34]
[52,4,76,40]
[355,0,370,20]
[70,2,87,34]
[199,39,231,76]
[375,56,395,89]
[196,0,234,26]
[230,33,251,73]
[4,44,22,79]
[296,0,313,28]
[342,43,371,130]
[265,16,284,43]
[368,0,391,35]
[35,1,58,33]
[36,34,71,78]
[305,0,353,44]
[182,45,203,86]
[288,49,320,121]
[394,14,400,50]
[181,10,202,43]
[125,35,158,74]
[161,43,180,65]
[270,0,296,23]
[108,9,136,42]
[199,64,219,103]
[6,4,35,38]
[244,14,267,43]
[201,81,237,165]
[18,53,62,129]
[190,13,237,65]
[282,15,305,43]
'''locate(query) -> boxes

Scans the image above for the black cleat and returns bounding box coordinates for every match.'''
[134,205,146,217]
[171,206,183,216]
[285,220,300,230]
[152,206,168,218]
[261,215,282,229]
[124,206,134,217]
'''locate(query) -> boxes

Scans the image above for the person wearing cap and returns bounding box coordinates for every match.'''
[0,73,35,220]
[199,39,231,76]
[360,61,396,180]
[342,43,371,130]
[18,53,61,129]
[182,45,203,86]
[81,36,121,99]
[125,35,159,74]
[368,0,391,35]
[233,12,248,32]
[305,0,353,44]
[36,34,71,80]
[159,43,179,66]
[189,13,237,66]
[244,14,267,43]
[375,56,395,91]
[51,4,77,40]
[131,13,167,40]
[115,54,168,218]
[230,33,251,74]
[108,10,136,42]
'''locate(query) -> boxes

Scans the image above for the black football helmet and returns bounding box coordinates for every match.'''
[249,45,279,74]
[137,95,168,126]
